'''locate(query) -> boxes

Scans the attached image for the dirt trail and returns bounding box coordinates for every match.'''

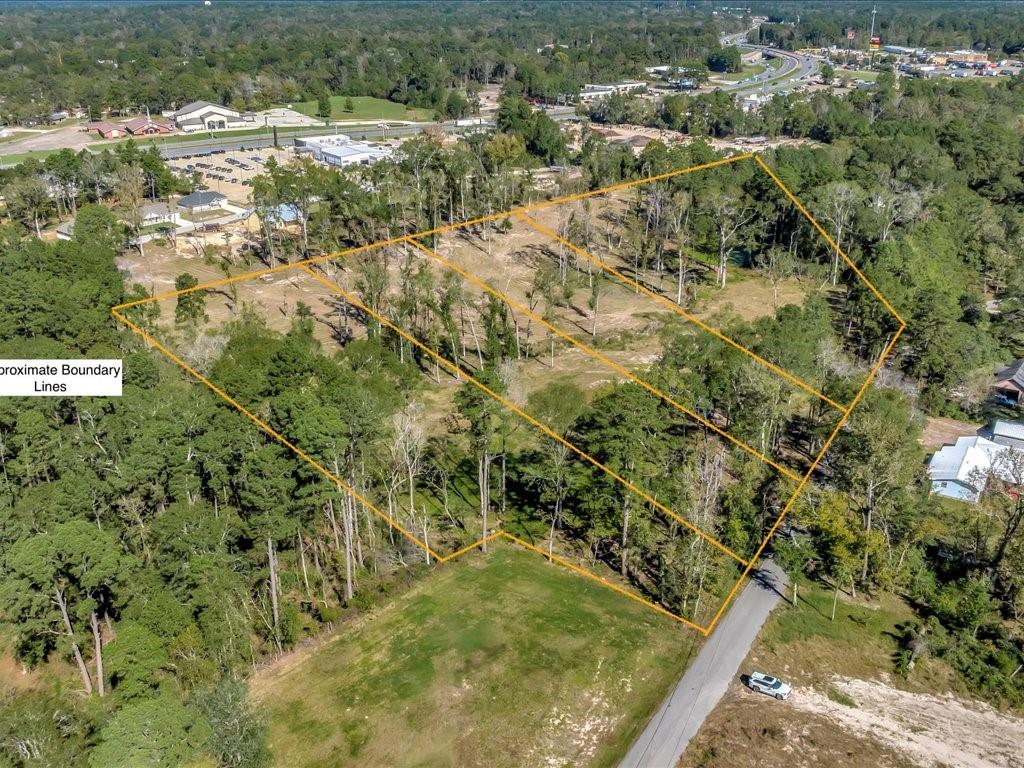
[789,677,1024,768]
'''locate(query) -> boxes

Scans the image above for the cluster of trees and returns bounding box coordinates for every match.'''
[566,99,1023,702]
[246,109,560,263]
[1,9,1023,764]
[753,2,1024,55]
[0,216,276,766]
[585,75,1024,407]
[0,2,730,124]
[0,141,188,246]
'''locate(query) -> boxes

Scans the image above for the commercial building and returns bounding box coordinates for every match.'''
[171,101,250,132]
[578,81,648,102]
[294,134,393,168]
[123,117,173,136]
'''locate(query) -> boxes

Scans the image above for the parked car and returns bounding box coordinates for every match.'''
[745,672,791,700]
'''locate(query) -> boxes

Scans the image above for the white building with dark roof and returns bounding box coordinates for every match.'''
[176,190,227,213]
[171,101,249,132]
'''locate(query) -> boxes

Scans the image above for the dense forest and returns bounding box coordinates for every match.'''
[752,1,1024,53]
[0,1,725,123]
[1,3,1024,767]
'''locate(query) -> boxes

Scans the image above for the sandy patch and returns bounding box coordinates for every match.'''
[788,677,1024,768]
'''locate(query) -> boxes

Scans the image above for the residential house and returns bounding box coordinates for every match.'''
[994,359,1024,406]
[175,190,228,214]
[123,117,174,136]
[171,101,249,132]
[140,202,181,228]
[928,435,1015,502]
[992,420,1024,451]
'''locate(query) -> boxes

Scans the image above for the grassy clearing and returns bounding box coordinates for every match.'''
[278,96,434,122]
[716,64,767,82]
[0,131,32,145]
[754,581,954,693]
[253,544,696,768]
[835,69,879,82]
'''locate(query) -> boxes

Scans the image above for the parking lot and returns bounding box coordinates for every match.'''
[165,145,293,205]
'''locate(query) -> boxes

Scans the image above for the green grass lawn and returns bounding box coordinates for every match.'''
[280,95,435,122]
[716,64,768,82]
[253,544,697,768]
[0,131,32,145]
[754,580,954,693]
[834,69,879,82]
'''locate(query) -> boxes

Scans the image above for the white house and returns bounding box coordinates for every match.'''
[140,202,181,228]
[294,134,392,168]
[171,101,249,132]
[928,435,1022,502]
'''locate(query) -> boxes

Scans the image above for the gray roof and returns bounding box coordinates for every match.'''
[141,201,176,217]
[996,359,1024,389]
[173,100,215,117]
[992,420,1024,441]
[172,100,238,118]
[177,190,226,208]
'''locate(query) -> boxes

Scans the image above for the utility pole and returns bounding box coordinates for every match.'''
[869,4,878,69]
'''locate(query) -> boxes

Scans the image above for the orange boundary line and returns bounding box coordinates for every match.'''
[515,212,847,413]
[402,237,801,484]
[436,530,505,563]
[300,263,748,566]
[112,155,749,313]
[110,153,908,634]
[752,155,908,330]
[109,307,478,563]
[701,324,905,634]
[497,532,704,631]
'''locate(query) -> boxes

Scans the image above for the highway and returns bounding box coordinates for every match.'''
[717,27,820,98]
[618,561,789,768]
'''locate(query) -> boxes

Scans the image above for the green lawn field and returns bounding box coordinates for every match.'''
[280,95,435,122]
[834,68,879,82]
[252,544,697,768]
[716,63,768,82]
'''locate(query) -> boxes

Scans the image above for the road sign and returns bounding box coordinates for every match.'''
[870,36,881,50]
[847,29,855,40]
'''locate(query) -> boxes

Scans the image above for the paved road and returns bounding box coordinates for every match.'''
[715,26,820,98]
[619,561,789,768]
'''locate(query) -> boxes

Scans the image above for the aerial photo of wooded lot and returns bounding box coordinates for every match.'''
[1,2,1023,767]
